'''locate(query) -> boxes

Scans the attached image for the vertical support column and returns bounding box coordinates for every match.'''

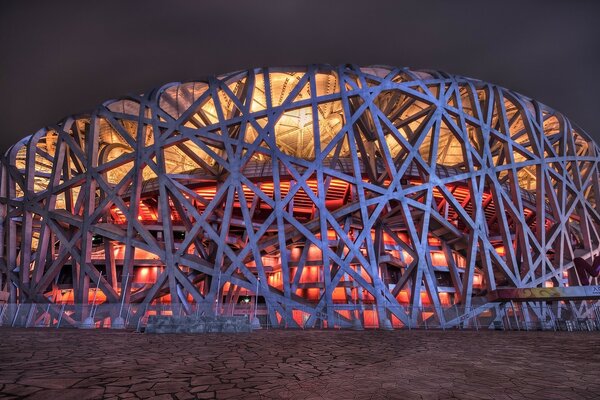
[77,115,101,321]
[104,241,117,290]
[19,136,38,301]
[120,102,147,310]
[0,159,7,298]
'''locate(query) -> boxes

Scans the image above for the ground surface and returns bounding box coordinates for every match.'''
[0,328,598,399]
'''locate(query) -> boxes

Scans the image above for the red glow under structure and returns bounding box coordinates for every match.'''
[1,65,599,329]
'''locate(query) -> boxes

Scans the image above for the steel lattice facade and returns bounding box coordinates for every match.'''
[1,65,599,329]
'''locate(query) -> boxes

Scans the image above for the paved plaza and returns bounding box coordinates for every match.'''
[0,328,599,399]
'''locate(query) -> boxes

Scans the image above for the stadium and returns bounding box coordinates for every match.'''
[1,64,599,330]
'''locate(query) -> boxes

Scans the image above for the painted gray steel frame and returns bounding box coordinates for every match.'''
[0,64,599,329]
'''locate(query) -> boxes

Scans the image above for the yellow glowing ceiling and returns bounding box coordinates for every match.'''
[14,68,594,199]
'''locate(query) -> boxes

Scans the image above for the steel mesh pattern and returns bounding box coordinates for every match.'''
[1,65,599,328]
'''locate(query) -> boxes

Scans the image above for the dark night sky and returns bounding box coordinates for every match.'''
[1,0,599,152]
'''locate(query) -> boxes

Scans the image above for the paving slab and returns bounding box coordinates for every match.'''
[0,328,599,399]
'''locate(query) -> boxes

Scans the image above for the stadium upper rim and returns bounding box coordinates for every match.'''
[4,64,596,158]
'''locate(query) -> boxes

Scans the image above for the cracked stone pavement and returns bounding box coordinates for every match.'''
[0,328,599,399]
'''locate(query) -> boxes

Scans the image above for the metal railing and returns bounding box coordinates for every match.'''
[1,301,599,332]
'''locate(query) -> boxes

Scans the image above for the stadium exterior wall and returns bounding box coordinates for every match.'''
[0,64,599,329]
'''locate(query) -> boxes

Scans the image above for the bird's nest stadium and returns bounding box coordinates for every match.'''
[1,65,599,330]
